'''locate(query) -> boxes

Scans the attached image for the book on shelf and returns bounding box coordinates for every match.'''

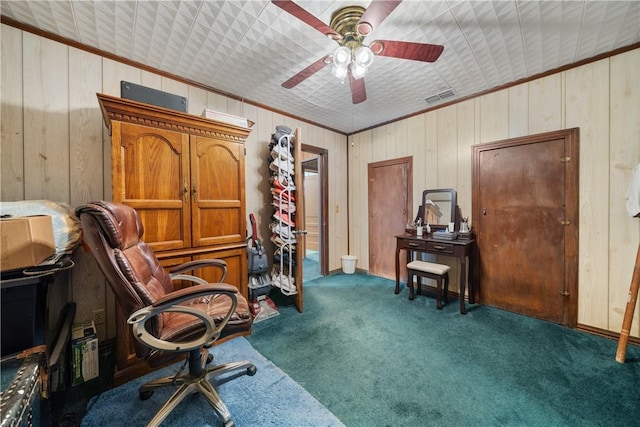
[201,109,254,128]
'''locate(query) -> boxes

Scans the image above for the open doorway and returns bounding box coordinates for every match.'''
[301,144,328,282]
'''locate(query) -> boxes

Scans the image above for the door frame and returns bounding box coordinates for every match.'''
[301,143,329,276]
[472,127,579,327]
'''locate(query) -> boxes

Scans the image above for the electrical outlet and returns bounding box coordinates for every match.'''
[93,309,106,325]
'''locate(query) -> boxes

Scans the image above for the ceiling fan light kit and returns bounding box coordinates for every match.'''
[351,46,375,80]
[331,46,351,80]
[273,0,444,103]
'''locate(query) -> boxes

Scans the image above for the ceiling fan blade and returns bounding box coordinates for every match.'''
[282,55,332,89]
[357,0,402,35]
[370,40,444,62]
[349,71,367,104]
[272,1,341,40]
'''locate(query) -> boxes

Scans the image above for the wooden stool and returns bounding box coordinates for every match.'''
[407,260,450,309]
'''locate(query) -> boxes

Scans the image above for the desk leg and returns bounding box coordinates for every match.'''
[395,243,401,294]
[468,248,477,305]
[459,257,468,315]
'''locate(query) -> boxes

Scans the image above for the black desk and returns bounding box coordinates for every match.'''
[395,234,477,314]
[1,258,74,357]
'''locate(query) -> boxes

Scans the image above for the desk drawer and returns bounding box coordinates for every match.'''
[426,241,455,254]
[398,239,427,252]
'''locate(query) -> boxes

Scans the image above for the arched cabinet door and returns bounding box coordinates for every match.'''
[190,135,245,248]
[112,121,191,252]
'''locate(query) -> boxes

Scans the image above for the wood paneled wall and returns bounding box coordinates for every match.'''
[348,48,640,336]
[2,22,638,338]
[0,24,348,341]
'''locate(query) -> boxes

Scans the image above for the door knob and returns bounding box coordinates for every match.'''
[482,208,487,215]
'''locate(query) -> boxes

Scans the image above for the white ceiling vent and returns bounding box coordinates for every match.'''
[425,89,456,104]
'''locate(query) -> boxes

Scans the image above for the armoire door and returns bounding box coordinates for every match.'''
[112,121,191,252]
[190,135,246,247]
[472,128,579,326]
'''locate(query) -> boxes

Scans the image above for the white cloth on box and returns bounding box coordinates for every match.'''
[0,200,82,254]
[627,163,640,218]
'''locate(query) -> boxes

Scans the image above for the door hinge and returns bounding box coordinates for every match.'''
[560,157,572,163]
[559,290,570,296]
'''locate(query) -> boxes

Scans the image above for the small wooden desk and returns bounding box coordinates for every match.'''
[395,234,477,314]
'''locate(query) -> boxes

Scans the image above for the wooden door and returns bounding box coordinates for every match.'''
[112,121,191,252]
[368,157,413,280]
[472,128,579,326]
[190,135,246,247]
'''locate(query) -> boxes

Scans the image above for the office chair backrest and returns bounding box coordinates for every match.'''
[76,201,173,345]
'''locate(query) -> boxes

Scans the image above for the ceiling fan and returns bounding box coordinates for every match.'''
[272,0,444,104]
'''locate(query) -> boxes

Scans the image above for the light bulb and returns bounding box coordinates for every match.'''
[351,63,367,80]
[332,64,348,80]
[333,46,351,67]
[354,46,374,68]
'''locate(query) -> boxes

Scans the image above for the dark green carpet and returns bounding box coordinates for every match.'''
[303,250,321,282]
[248,273,640,427]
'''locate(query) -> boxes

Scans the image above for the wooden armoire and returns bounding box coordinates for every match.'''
[97,93,252,383]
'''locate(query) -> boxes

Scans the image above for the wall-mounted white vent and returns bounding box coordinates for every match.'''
[425,89,456,104]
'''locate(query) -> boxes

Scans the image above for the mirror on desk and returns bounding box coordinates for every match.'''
[421,188,457,231]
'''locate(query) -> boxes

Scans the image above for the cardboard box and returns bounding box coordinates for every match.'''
[0,215,55,271]
[71,320,99,386]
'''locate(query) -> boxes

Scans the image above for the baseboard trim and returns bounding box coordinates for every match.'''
[576,324,640,347]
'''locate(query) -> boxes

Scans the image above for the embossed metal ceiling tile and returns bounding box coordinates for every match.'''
[472,47,508,89]
[230,33,293,78]
[206,1,251,43]
[71,2,100,47]
[180,31,223,67]
[451,1,519,58]
[222,53,278,90]
[196,39,239,75]
[577,1,640,59]
[2,0,54,34]
[93,5,133,54]
[452,49,489,88]
[0,1,31,22]
[43,3,78,41]
[382,0,439,28]
[611,4,640,47]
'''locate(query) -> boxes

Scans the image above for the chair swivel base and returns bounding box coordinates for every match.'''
[139,350,257,427]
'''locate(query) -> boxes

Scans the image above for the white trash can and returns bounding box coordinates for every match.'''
[341,255,357,274]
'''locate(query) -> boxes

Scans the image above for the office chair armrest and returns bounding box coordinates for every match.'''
[128,283,238,353]
[169,274,209,286]
[169,259,228,282]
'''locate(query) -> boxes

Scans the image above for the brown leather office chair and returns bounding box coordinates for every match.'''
[75,201,255,427]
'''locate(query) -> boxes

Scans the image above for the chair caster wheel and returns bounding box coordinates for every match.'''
[247,365,257,376]
[206,353,213,364]
[139,390,154,400]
